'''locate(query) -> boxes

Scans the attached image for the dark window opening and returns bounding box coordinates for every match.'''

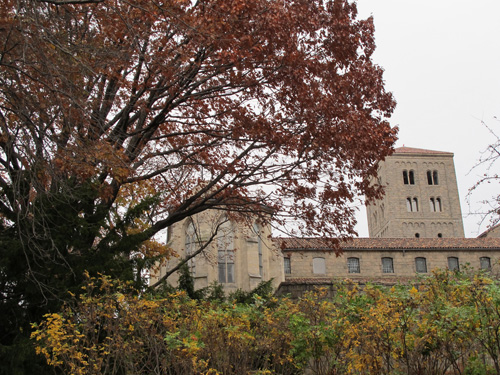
[448,257,459,271]
[438,233,443,238]
[284,257,291,274]
[415,233,420,238]
[403,170,409,185]
[347,257,360,273]
[382,257,394,273]
[415,257,427,273]
[427,170,433,185]
[409,170,415,185]
[480,257,491,271]
[427,170,439,185]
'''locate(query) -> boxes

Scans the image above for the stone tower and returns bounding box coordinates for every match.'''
[366,146,465,238]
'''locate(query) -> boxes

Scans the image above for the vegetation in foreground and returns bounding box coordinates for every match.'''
[33,268,500,375]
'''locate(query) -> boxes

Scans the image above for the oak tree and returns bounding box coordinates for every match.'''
[468,119,500,231]
[0,0,395,371]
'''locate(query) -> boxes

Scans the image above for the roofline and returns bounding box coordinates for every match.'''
[276,237,500,251]
[393,146,454,157]
[282,247,500,252]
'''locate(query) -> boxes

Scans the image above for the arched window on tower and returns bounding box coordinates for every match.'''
[407,197,419,212]
[436,198,442,211]
[412,198,419,212]
[430,197,442,212]
[433,170,439,185]
[427,170,439,185]
[409,170,415,185]
[403,170,409,185]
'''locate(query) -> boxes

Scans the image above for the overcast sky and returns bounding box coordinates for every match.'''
[353,0,500,237]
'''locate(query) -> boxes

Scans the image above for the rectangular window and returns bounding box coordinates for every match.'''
[218,221,235,283]
[284,257,291,275]
[347,257,360,273]
[218,250,235,283]
[448,257,459,271]
[218,260,226,283]
[313,257,326,274]
[480,257,491,271]
[382,257,394,273]
[415,257,427,273]
[258,241,263,276]
[227,262,234,283]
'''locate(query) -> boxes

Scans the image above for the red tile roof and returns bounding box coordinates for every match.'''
[276,237,500,251]
[478,223,500,238]
[394,146,453,155]
[281,276,418,286]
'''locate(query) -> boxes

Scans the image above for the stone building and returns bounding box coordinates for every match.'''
[151,146,500,294]
[366,146,465,239]
[150,209,284,293]
[278,237,500,297]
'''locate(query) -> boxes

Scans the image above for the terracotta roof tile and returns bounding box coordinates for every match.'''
[478,223,500,238]
[281,276,417,285]
[276,237,500,251]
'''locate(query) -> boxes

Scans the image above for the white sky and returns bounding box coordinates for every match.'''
[354,0,500,237]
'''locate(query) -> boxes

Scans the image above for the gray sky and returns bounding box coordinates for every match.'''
[354,0,500,237]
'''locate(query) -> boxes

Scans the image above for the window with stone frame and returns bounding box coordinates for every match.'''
[284,257,291,275]
[448,256,459,271]
[252,223,263,276]
[218,220,235,283]
[185,221,197,276]
[347,257,360,273]
[415,257,427,273]
[312,257,326,274]
[382,257,394,273]
[480,256,491,271]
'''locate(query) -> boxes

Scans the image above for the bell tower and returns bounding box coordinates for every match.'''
[366,146,465,238]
